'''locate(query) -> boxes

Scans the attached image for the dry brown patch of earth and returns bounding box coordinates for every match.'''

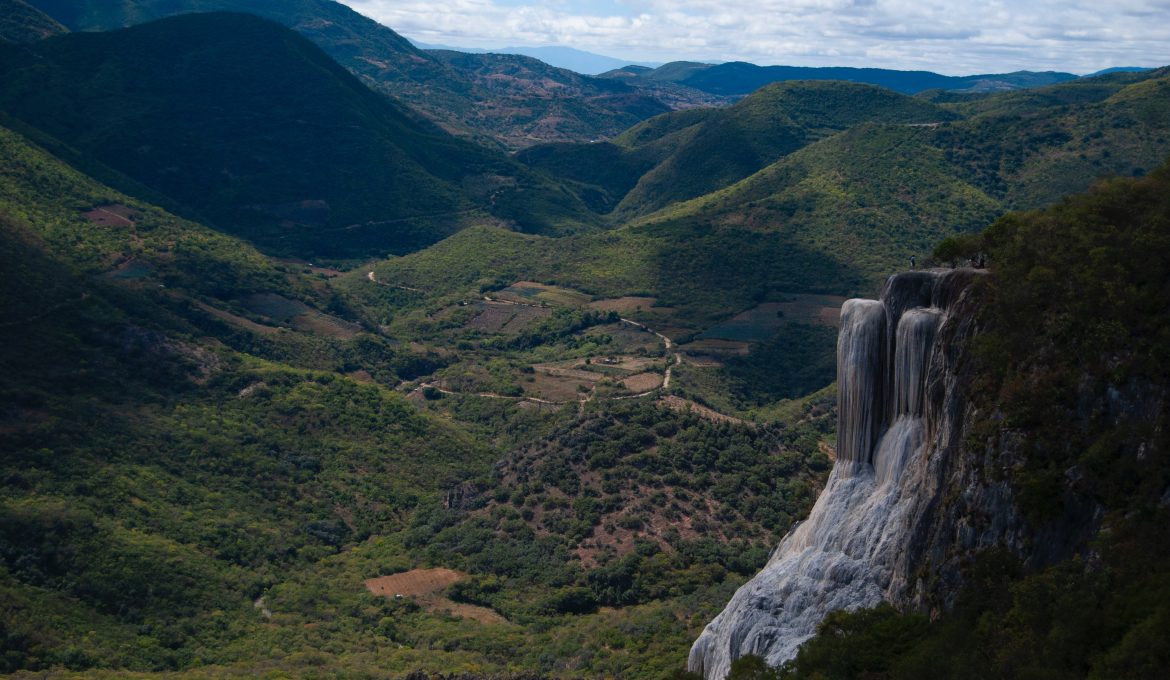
[622,372,663,393]
[535,365,603,382]
[497,281,591,306]
[81,203,139,227]
[773,294,847,327]
[524,371,594,402]
[365,568,507,625]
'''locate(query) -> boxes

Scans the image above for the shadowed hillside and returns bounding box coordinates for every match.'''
[0,13,597,258]
[0,0,67,42]
[26,0,682,148]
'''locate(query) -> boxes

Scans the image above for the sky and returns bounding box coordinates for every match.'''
[340,0,1170,75]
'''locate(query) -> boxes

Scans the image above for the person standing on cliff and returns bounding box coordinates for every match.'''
[910,255,917,269]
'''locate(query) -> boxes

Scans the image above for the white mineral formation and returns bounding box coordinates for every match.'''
[688,269,981,679]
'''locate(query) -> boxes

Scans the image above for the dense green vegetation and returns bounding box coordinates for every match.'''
[770,158,1170,680]
[25,0,677,149]
[518,81,955,220]
[622,68,1170,291]
[0,116,837,677]
[0,13,597,259]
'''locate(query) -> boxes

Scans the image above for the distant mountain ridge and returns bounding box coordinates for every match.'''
[411,40,661,75]
[23,0,680,148]
[603,61,1081,95]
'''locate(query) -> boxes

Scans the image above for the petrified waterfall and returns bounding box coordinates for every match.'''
[688,269,982,679]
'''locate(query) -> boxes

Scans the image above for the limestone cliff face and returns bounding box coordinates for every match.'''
[689,268,1048,678]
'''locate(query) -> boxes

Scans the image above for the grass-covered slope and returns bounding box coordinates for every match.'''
[612,81,956,219]
[0,13,596,259]
[765,162,1170,680]
[518,81,955,220]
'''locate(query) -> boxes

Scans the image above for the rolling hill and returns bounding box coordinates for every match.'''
[0,13,597,259]
[519,81,957,219]
[25,0,683,148]
[381,68,1170,347]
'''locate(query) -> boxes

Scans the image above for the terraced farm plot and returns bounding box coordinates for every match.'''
[622,372,663,393]
[192,300,281,335]
[773,293,846,327]
[465,300,551,333]
[682,339,752,357]
[524,371,595,402]
[240,293,360,338]
[494,281,591,307]
[587,296,659,314]
[536,364,603,382]
[588,322,665,354]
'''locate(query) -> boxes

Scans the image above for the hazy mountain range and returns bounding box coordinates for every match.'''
[410,40,662,75]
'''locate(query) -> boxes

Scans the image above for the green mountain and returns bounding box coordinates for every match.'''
[364,69,1170,415]
[518,81,955,219]
[0,13,596,259]
[606,60,1080,96]
[25,0,677,148]
[613,81,957,219]
[0,0,67,43]
[628,68,1170,287]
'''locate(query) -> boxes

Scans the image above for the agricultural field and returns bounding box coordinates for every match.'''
[464,300,553,334]
[492,281,592,307]
[240,292,362,338]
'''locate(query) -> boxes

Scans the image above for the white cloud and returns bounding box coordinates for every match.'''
[341,0,1170,73]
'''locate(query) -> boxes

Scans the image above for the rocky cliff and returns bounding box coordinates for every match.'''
[688,268,1042,678]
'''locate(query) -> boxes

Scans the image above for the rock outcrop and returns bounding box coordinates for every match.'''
[688,268,1019,678]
